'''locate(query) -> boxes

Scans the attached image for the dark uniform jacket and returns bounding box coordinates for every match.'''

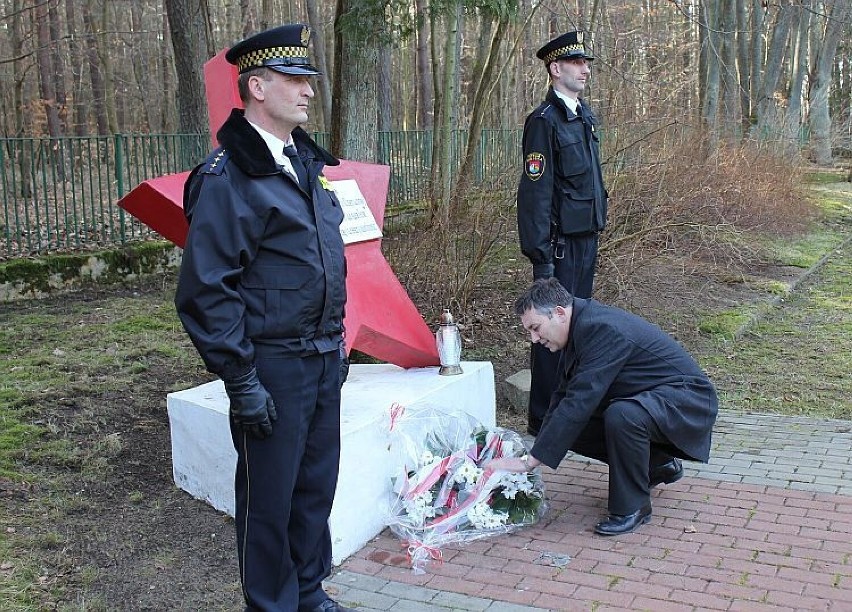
[175,109,346,380]
[517,88,608,268]
[532,298,718,469]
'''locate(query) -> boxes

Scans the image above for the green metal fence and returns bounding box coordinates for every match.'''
[0,134,208,258]
[1,129,521,259]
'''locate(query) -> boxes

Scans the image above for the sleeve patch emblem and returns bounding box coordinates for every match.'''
[525,153,545,180]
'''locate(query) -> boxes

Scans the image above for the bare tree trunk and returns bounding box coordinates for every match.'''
[681,0,694,112]
[306,0,333,132]
[64,0,88,136]
[700,0,722,139]
[431,1,462,224]
[415,0,433,129]
[783,1,809,158]
[430,11,441,137]
[48,0,68,135]
[161,11,174,132]
[260,0,273,31]
[35,0,63,139]
[808,0,852,165]
[398,40,414,129]
[735,0,750,133]
[331,0,380,160]
[468,14,494,115]
[10,0,32,196]
[748,0,766,123]
[378,46,392,132]
[96,2,120,133]
[81,1,109,135]
[455,17,510,197]
[130,2,153,132]
[719,0,741,141]
[164,0,212,134]
[240,0,256,38]
[644,0,661,88]
[754,0,793,141]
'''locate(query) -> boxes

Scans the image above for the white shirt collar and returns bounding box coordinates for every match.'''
[247,120,293,167]
[553,89,579,115]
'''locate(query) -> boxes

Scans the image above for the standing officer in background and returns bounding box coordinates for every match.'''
[517,30,608,436]
[175,25,353,612]
[489,279,718,536]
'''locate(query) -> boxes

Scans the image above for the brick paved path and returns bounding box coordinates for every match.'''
[327,410,852,611]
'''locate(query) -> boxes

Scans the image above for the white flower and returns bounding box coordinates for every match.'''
[467,501,508,530]
[419,450,436,466]
[402,490,437,527]
[451,461,483,488]
[497,472,535,499]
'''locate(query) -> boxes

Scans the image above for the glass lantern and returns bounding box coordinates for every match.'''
[436,309,463,375]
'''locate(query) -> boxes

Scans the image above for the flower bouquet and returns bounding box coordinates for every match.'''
[387,404,547,573]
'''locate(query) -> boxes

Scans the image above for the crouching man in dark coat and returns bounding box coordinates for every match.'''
[489,278,718,535]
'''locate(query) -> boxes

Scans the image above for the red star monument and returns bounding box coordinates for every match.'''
[119,51,439,368]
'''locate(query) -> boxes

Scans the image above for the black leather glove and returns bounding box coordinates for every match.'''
[339,343,350,388]
[532,263,554,280]
[223,367,277,439]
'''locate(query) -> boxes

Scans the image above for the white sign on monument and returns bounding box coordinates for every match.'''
[333,179,383,245]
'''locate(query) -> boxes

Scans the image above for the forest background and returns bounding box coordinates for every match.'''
[2,0,852,411]
[2,0,851,303]
[1,1,852,608]
[2,0,851,199]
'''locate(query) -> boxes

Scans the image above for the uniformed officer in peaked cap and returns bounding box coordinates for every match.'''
[225,23,322,75]
[176,24,353,612]
[535,30,595,64]
[516,30,609,438]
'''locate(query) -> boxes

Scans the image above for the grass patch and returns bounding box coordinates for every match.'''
[697,308,754,338]
[0,420,43,479]
[764,230,845,268]
[697,236,852,420]
[802,170,847,184]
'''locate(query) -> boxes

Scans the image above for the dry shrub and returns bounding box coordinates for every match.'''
[382,125,817,337]
[597,126,816,303]
[382,175,518,321]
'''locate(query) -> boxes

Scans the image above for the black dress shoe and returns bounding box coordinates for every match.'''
[594,505,652,536]
[306,599,355,612]
[649,458,683,488]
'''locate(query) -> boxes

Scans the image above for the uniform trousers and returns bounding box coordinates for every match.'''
[568,398,679,515]
[231,349,341,612]
[528,233,599,433]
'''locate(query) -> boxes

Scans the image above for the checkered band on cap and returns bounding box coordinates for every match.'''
[236,46,309,71]
[542,43,586,63]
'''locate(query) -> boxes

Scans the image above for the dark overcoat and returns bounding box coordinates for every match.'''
[532,298,718,469]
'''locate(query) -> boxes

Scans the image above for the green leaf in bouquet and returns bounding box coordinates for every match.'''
[489,489,543,525]
[472,427,489,447]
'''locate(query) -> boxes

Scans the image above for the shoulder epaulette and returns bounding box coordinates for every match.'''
[535,103,554,118]
[200,149,230,175]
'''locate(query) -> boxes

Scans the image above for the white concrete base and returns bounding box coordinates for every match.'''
[166,361,495,565]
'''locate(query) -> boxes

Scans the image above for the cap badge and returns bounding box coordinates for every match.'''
[301,26,310,47]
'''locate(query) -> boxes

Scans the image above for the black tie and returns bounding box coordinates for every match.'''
[283,144,307,190]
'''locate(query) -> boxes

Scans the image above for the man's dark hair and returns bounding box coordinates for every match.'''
[237,67,272,103]
[513,278,574,316]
